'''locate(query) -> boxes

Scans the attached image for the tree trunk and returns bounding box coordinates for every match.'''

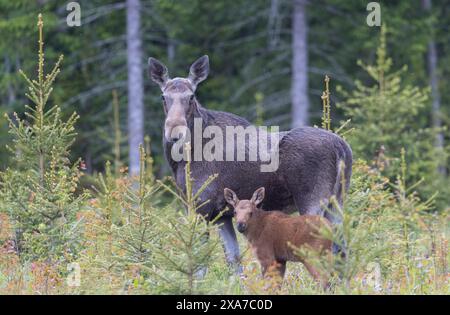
[291,0,309,128]
[422,0,446,175]
[126,0,144,176]
[4,56,16,105]
[268,0,281,49]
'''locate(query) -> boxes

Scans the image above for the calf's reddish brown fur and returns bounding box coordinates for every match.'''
[224,187,332,288]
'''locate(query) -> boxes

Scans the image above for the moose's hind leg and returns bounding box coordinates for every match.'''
[281,167,330,216]
[290,191,326,216]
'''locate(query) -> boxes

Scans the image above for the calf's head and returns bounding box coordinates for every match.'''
[148,55,209,142]
[224,187,265,233]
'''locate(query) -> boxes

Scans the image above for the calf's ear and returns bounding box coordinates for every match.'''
[251,187,265,206]
[148,57,169,89]
[188,55,209,88]
[224,188,238,207]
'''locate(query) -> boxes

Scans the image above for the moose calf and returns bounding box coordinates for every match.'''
[224,187,332,288]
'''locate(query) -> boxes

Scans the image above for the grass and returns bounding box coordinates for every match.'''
[1,160,448,295]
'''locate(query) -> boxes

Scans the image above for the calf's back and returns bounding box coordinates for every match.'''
[260,213,332,262]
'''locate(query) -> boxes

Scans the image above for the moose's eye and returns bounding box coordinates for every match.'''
[189,95,195,101]
[161,95,166,101]
[233,210,237,216]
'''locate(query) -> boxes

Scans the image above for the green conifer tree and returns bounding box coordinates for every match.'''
[0,15,84,264]
[145,142,221,294]
[337,26,447,208]
[109,145,162,280]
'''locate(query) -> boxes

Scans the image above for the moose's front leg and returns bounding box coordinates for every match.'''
[216,216,242,274]
[192,179,242,275]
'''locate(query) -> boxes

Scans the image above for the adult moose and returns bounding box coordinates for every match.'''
[148,55,352,271]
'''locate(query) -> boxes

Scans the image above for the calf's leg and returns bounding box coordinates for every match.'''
[261,260,285,278]
[303,261,329,290]
[261,259,285,289]
[276,260,286,279]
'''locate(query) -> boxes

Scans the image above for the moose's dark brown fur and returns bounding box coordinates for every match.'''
[225,187,332,288]
[148,55,352,270]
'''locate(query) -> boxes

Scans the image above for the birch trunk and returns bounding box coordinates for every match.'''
[291,0,309,128]
[126,0,144,176]
[422,0,446,175]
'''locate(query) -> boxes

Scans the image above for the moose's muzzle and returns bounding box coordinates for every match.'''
[237,222,247,233]
[165,121,188,142]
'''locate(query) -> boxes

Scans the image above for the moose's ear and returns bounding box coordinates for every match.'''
[251,187,265,206]
[188,55,209,88]
[224,188,238,207]
[148,57,169,89]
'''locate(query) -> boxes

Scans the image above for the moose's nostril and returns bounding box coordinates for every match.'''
[237,223,247,233]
